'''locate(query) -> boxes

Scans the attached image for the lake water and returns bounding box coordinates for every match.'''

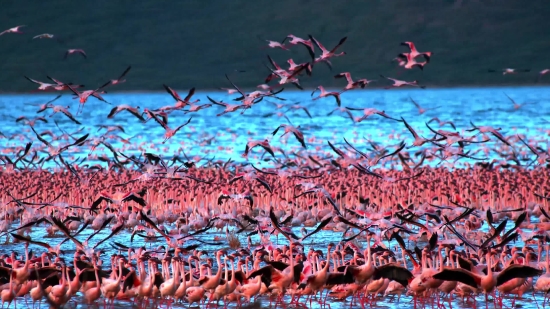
[1,86,549,169]
[0,86,549,308]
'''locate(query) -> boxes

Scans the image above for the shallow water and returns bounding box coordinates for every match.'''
[1,87,550,308]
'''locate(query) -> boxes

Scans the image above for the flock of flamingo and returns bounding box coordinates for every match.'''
[1,24,550,309]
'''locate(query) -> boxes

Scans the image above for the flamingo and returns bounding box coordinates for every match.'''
[285,34,315,58]
[243,139,276,158]
[537,69,550,82]
[265,39,289,50]
[433,250,542,306]
[400,41,433,62]
[174,255,198,301]
[83,258,102,305]
[1,268,16,309]
[305,243,333,305]
[308,35,347,68]
[206,96,247,116]
[101,258,124,308]
[0,25,25,36]
[200,250,226,291]
[409,97,440,115]
[105,66,132,86]
[488,68,530,75]
[33,33,54,39]
[159,258,180,299]
[334,72,375,90]
[107,104,145,122]
[64,49,87,59]
[311,86,341,107]
[535,243,550,304]
[229,171,273,194]
[66,83,110,114]
[211,256,239,306]
[147,112,192,143]
[24,77,58,91]
[380,75,425,88]
[272,124,307,148]
[397,53,428,70]
[503,92,532,110]
[44,104,81,124]
[91,190,146,210]
[163,84,198,109]
[467,121,512,146]
[345,107,400,122]
[401,117,442,147]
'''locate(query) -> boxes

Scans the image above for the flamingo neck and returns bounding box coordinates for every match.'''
[485,252,493,278]
[229,260,236,284]
[288,243,294,279]
[223,259,229,282]
[366,236,372,267]
[172,261,179,282]
[438,247,444,271]
[115,261,123,284]
[544,245,550,274]
[324,246,332,272]
[215,253,223,280]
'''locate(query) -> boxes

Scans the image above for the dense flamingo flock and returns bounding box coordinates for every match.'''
[1,26,550,309]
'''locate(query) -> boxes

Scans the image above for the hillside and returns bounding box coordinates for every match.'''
[1,0,549,92]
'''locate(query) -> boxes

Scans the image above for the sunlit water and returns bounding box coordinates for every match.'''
[1,87,549,308]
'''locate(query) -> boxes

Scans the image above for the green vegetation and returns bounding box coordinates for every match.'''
[1,0,549,92]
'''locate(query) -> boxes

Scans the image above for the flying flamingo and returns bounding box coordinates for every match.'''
[334,72,375,91]
[64,49,87,59]
[380,75,426,89]
[397,53,428,70]
[206,96,246,116]
[15,116,48,127]
[503,93,532,110]
[264,61,309,90]
[43,104,81,124]
[32,94,62,113]
[91,190,146,210]
[108,104,145,122]
[0,25,25,36]
[400,41,433,62]
[345,107,401,122]
[467,121,512,146]
[33,33,54,39]
[401,117,442,147]
[243,139,276,158]
[284,104,312,118]
[24,77,58,91]
[163,84,198,109]
[537,69,549,82]
[272,124,307,148]
[308,35,347,69]
[148,112,193,143]
[24,77,82,91]
[66,83,109,114]
[409,97,440,114]
[104,65,132,86]
[488,68,530,75]
[284,34,315,58]
[183,102,212,114]
[46,76,85,91]
[265,39,289,50]
[311,86,341,106]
